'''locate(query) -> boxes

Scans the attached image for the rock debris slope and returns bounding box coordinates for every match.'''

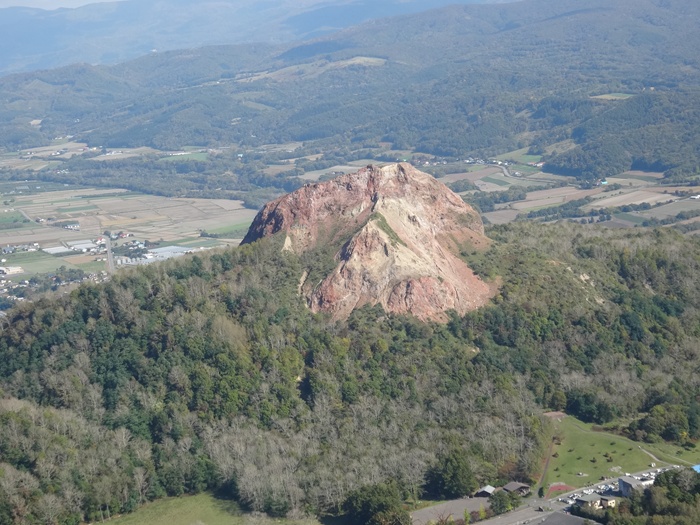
[242,163,494,321]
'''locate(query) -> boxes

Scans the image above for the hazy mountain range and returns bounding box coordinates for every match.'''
[2,0,698,184]
[0,0,513,75]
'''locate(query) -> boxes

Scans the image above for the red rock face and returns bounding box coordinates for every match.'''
[242,163,494,322]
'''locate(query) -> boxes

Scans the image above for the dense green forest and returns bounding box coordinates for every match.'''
[1,0,700,193]
[0,223,699,523]
[543,91,700,181]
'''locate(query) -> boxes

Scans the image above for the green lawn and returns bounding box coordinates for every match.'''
[543,416,700,490]
[110,493,320,525]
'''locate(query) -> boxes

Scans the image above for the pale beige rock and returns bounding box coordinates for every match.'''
[242,163,494,322]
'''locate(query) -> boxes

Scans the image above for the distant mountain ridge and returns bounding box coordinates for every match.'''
[242,163,494,321]
[0,0,510,75]
[0,0,699,182]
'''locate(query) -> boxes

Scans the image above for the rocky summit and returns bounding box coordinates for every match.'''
[242,163,494,321]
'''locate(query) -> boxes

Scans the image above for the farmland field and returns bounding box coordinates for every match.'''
[635,199,700,220]
[586,190,678,209]
[0,185,257,276]
[510,187,602,211]
[613,212,646,225]
[1,251,80,276]
[481,175,511,187]
[495,147,542,165]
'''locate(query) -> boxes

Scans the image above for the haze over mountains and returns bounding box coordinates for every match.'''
[0,0,512,75]
[1,0,698,187]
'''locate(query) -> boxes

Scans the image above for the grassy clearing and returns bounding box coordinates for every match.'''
[206,221,253,236]
[543,416,700,489]
[495,147,542,164]
[545,417,651,488]
[591,93,635,100]
[618,174,663,183]
[0,211,30,225]
[110,493,320,525]
[3,251,78,274]
[159,152,209,162]
[166,237,199,245]
[74,260,107,273]
[178,238,226,248]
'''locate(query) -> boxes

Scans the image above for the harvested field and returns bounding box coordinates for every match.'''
[0,187,258,275]
[484,209,519,224]
[587,190,677,209]
[605,177,650,188]
[510,187,601,211]
[438,171,475,183]
[637,200,700,220]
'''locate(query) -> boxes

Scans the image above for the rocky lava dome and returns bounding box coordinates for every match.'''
[242,163,494,322]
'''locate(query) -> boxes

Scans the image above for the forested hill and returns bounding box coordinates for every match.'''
[1,223,699,523]
[2,0,700,182]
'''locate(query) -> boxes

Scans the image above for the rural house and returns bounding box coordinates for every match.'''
[502,482,531,496]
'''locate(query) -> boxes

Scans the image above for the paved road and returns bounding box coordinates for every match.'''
[105,237,115,273]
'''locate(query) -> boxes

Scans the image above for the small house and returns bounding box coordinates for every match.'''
[474,485,496,498]
[574,494,601,509]
[502,482,530,496]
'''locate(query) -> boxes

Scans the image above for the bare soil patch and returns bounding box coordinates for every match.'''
[546,483,577,499]
[484,209,519,224]
[543,411,567,419]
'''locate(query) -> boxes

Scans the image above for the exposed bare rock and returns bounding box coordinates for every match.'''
[242,163,494,322]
